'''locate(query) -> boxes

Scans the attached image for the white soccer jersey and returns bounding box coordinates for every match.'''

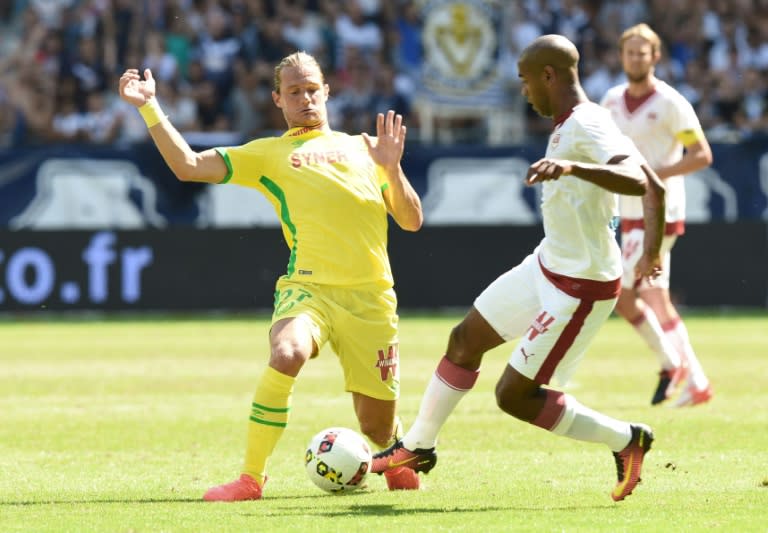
[601,80,704,227]
[538,102,641,281]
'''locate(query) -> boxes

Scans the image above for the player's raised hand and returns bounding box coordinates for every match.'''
[635,251,662,283]
[362,110,406,172]
[118,68,157,108]
[526,158,573,185]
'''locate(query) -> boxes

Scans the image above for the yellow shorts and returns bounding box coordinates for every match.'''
[272,278,400,401]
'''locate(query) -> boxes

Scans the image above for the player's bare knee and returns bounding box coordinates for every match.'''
[495,382,524,419]
[446,323,483,368]
[615,295,641,320]
[269,341,309,376]
[495,371,538,421]
[357,421,391,449]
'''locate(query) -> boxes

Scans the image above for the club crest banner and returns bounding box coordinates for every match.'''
[418,0,505,105]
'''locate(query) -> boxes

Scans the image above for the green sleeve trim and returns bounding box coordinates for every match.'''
[381,182,389,193]
[214,148,234,184]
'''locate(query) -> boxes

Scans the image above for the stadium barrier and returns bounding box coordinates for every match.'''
[1,140,766,311]
[0,223,765,312]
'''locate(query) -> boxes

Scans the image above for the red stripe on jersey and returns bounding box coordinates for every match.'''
[538,258,621,301]
[621,219,686,236]
[535,299,594,384]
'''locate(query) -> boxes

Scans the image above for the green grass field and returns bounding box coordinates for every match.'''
[1,312,766,532]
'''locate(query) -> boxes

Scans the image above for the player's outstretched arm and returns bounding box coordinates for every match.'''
[363,110,423,231]
[118,68,227,184]
[526,155,648,196]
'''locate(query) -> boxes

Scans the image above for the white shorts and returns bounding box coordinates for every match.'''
[620,229,677,290]
[474,253,619,386]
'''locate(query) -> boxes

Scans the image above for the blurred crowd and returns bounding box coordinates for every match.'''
[1,0,767,149]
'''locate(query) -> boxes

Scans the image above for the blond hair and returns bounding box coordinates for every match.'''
[273,51,324,93]
[619,23,662,56]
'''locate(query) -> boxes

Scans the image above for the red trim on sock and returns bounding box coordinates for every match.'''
[629,312,646,327]
[535,300,594,384]
[435,356,479,391]
[661,317,680,332]
[532,389,566,430]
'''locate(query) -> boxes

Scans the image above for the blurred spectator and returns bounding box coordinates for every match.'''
[28,0,75,28]
[393,0,422,78]
[282,1,325,56]
[709,75,743,140]
[143,30,178,83]
[370,63,411,126]
[195,7,241,99]
[257,16,294,64]
[112,0,138,70]
[231,4,260,65]
[735,68,768,136]
[160,2,194,80]
[329,49,375,132]
[70,35,111,108]
[582,46,625,102]
[334,0,382,69]
[81,88,122,144]
[228,58,274,138]
[194,79,232,132]
[51,77,84,142]
[677,57,708,108]
[157,78,199,134]
[0,86,25,148]
[1,0,767,149]
[37,27,67,78]
[354,0,380,19]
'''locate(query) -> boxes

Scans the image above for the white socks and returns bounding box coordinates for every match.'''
[534,390,632,452]
[664,318,709,389]
[402,356,479,450]
[631,307,681,370]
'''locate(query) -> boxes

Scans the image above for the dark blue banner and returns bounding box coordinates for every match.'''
[0,138,766,229]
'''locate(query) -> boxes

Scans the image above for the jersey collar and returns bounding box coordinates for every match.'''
[552,107,575,130]
[284,126,326,137]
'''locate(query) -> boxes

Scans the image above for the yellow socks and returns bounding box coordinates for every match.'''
[243,366,295,485]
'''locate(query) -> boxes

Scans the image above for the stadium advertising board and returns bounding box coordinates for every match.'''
[0,223,765,312]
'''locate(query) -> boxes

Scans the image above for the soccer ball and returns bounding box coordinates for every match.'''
[304,427,372,493]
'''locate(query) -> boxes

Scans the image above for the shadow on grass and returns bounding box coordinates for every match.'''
[1,497,615,514]
[0,498,203,506]
[254,503,616,517]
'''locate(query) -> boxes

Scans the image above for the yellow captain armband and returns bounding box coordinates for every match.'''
[138,97,165,128]
[675,128,705,147]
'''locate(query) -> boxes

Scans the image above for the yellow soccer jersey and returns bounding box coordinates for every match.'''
[215,127,393,288]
